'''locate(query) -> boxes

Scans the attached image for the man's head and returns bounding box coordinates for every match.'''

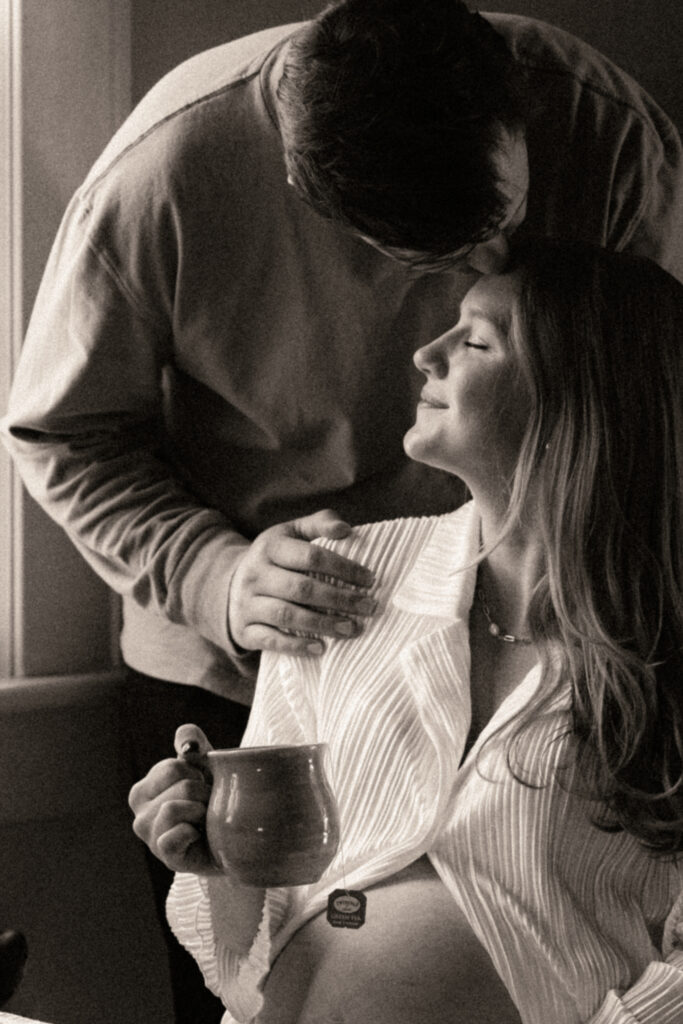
[277,0,532,270]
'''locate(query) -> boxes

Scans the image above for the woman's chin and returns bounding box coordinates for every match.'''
[402,427,424,462]
[403,430,445,473]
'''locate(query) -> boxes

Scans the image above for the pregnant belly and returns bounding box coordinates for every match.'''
[258,855,521,1024]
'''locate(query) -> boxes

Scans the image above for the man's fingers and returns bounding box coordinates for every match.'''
[228,509,379,653]
[265,534,375,590]
[240,623,326,656]
[254,566,377,619]
[289,508,353,541]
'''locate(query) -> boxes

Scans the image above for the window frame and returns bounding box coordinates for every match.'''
[0,0,130,679]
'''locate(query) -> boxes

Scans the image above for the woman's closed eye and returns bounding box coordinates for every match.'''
[464,340,490,350]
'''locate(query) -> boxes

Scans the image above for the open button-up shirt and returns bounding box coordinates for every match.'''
[168,502,683,1023]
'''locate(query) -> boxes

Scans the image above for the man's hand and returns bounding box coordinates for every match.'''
[128,724,218,875]
[228,509,377,655]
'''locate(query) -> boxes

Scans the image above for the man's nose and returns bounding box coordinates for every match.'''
[466,232,510,274]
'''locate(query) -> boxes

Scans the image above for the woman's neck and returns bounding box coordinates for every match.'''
[476,499,544,638]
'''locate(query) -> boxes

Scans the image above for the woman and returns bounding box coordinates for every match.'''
[130,240,683,1024]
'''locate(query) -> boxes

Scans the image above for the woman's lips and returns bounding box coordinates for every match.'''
[419,390,448,409]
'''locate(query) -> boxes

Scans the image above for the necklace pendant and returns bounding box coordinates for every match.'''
[478,584,531,645]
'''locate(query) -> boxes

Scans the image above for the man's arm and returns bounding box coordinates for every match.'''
[1,194,375,662]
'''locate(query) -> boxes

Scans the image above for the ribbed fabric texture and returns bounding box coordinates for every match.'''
[167,503,683,1023]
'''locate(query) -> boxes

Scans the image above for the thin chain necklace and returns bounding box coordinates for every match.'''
[476,584,532,645]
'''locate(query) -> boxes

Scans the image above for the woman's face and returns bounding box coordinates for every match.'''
[403,272,531,491]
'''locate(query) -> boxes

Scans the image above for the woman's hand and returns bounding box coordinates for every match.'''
[228,509,377,654]
[128,724,218,875]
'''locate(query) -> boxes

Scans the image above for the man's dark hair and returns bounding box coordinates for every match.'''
[277,0,531,261]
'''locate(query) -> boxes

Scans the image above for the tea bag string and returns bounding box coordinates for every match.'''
[337,820,350,894]
[327,757,350,894]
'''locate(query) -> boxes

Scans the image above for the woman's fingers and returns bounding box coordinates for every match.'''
[128,757,204,813]
[174,723,214,759]
[156,821,213,873]
[129,763,215,873]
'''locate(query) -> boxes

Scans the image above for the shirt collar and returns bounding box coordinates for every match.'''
[259,29,299,132]
[391,501,481,621]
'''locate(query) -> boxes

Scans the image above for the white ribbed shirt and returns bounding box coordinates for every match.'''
[168,502,683,1023]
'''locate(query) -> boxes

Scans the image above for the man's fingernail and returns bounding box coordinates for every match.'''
[356,597,377,616]
[335,620,356,636]
[307,641,325,655]
[181,740,200,756]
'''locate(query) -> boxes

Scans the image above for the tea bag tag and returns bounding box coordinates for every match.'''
[326,889,366,929]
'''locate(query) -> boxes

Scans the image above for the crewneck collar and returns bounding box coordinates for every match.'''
[258,26,302,132]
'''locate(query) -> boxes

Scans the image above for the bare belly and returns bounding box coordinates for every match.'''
[257,856,521,1024]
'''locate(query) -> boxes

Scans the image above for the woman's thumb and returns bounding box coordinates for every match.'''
[174,723,214,762]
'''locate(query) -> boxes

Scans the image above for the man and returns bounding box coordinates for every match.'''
[2,1,681,1020]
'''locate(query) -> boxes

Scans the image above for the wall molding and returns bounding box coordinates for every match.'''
[0,669,125,713]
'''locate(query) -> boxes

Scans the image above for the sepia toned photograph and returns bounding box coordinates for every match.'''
[0,2,681,1022]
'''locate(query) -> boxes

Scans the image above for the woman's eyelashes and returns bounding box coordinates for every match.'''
[464,340,490,350]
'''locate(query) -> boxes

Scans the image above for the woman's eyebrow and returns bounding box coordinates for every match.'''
[468,307,510,335]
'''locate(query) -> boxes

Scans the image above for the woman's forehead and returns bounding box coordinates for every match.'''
[460,270,522,324]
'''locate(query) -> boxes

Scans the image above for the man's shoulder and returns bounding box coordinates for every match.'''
[80,23,302,196]
[126,22,301,129]
[486,12,617,77]
[486,12,671,127]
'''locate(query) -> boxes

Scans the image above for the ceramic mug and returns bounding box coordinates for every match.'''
[204,743,340,887]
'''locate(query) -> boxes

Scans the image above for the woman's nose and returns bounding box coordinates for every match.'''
[466,232,510,274]
[413,335,447,375]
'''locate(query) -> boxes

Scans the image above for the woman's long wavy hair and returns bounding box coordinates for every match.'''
[499,239,683,856]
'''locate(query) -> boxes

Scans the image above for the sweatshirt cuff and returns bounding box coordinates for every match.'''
[174,531,251,656]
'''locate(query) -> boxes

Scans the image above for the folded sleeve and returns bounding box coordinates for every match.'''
[588,887,683,1023]
[167,872,290,1023]
[167,650,318,1020]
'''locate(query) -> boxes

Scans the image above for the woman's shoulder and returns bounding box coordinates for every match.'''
[314,503,475,590]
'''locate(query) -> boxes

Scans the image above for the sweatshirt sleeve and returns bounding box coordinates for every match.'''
[0,188,250,658]
[588,889,683,1023]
